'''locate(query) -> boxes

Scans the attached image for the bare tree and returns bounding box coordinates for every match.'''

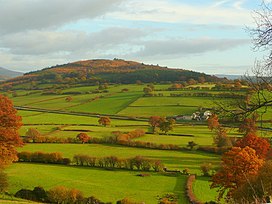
[216,1,272,121]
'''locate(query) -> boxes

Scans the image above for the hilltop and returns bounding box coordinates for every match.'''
[1,59,226,90]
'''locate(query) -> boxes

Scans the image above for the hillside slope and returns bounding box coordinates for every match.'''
[0,67,23,77]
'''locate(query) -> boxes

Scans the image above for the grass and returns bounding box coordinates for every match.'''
[6,163,188,203]
[130,97,215,107]
[193,176,219,203]
[19,143,220,174]
[67,92,142,114]
[119,106,197,117]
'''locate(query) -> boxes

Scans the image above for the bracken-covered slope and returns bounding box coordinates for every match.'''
[1,59,225,88]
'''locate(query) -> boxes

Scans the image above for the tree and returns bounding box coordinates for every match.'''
[232,160,272,203]
[187,141,197,150]
[159,118,175,134]
[200,162,213,177]
[76,133,90,144]
[214,2,272,119]
[0,94,23,166]
[143,87,153,96]
[47,186,84,204]
[211,146,264,200]
[238,115,258,135]
[149,116,162,133]
[26,128,41,138]
[213,127,232,148]
[98,116,111,127]
[207,114,220,131]
[235,133,270,159]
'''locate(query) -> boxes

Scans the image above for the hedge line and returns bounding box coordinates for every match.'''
[73,154,164,172]
[17,152,164,172]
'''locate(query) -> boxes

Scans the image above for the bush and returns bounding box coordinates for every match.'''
[200,163,213,176]
[15,189,37,201]
[47,186,84,204]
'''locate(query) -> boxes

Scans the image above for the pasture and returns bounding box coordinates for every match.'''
[1,83,270,203]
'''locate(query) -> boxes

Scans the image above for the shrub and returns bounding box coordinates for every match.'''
[15,189,37,201]
[200,163,213,176]
[47,186,84,204]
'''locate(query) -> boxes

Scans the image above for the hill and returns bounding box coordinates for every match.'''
[0,59,227,90]
[0,67,23,81]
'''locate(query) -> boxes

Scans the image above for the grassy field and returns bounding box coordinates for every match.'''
[19,143,220,174]
[1,83,270,203]
[193,176,218,202]
[6,163,189,203]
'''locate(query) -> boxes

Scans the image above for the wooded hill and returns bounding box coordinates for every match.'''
[1,59,227,89]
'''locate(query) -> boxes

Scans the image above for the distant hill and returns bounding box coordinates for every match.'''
[1,59,228,89]
[0,67,23,81]
[215,74,242,80]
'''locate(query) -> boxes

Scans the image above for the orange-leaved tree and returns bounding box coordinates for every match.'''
[207,114,220,131]
[211,146,264,200]
[98,116,111,127]
[235,133,270,159]
[76,133,90,144]
[0,94,23,166]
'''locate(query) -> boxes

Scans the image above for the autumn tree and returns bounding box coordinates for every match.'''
[47,186,84,204]
[235,133,270,159]
[26,128,41,138]
[211,146,264,200]
[98,116,111,126]
[76,133,90,144]
[207,114,232,147]
[149,116,162,133]
[207,114,220,131]
[232,160,272,203]
[0,94,23,166]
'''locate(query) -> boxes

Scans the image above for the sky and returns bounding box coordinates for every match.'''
[0,0,268,74]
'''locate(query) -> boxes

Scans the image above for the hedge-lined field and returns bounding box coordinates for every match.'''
[6,163,188,203]
[18,143,220,174]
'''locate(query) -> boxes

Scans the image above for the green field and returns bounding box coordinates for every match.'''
[1,83,270,203]
[7,163,188,203]
[19,143,220,174]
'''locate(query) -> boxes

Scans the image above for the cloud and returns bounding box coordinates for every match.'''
[0,0,124,34]
[109,0,252,25]
[134,38,249,57]
[0,27,147,55]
